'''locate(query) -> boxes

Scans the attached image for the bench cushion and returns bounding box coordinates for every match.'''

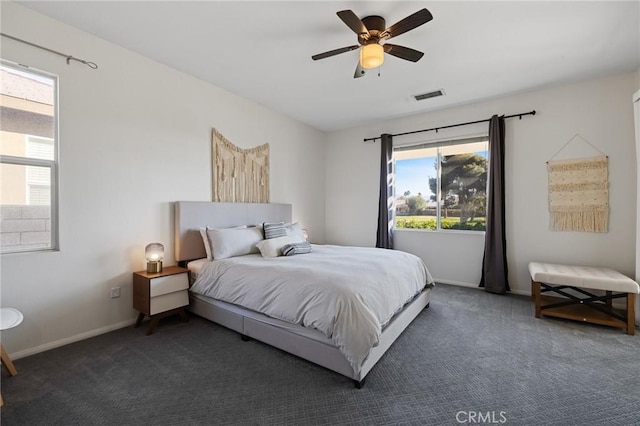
[529,262,640,294]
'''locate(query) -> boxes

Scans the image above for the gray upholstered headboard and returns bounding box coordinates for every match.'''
[174,201,292,262]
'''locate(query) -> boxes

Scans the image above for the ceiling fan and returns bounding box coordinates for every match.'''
[312,8,433,78]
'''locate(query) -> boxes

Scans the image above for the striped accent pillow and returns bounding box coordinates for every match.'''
[282,241,312,256]
[263,222,287,239]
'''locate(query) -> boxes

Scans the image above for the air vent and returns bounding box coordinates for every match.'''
[413,89,445,101]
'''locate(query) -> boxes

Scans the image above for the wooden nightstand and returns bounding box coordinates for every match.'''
[133,266,189,335]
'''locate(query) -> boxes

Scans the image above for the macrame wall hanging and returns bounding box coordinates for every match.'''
[547,135,608,232]
[211,129,269,203]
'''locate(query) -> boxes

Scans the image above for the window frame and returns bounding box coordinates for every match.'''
[393,135,489,233]
[0,60,59,254]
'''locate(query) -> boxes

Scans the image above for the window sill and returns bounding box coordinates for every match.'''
[394,228,485,236]
[1,247,59,255]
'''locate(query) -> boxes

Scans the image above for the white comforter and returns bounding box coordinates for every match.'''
[190,244,434,373]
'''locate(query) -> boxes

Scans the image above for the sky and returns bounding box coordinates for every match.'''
[396,148,489,199]
[395,157,436,198]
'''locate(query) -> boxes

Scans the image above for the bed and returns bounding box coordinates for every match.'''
[174,201,434,387]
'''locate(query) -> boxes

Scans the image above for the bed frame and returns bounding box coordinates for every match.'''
[174,201,432,387]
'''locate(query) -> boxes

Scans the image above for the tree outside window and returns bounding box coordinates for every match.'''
[394,138,488,231]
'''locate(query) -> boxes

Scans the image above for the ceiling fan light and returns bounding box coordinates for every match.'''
[360,43,384,69]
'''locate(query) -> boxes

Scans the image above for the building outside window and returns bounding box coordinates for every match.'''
[25,136,54,205]
[394,136,489,232]
[0,61,58,253]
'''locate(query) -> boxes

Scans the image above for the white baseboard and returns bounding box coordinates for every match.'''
[435,279,530,296]
[434,279,479,288]
[9,318,137,360]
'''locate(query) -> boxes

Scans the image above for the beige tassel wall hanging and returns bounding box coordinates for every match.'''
[212,129,269,203]
[547,134,608,232]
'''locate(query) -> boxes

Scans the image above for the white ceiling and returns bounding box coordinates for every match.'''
[17,1,640,132]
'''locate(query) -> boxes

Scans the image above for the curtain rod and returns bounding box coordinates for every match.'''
[363,110,536,143]
[1,33,98,69]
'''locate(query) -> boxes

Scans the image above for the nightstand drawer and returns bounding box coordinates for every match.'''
[150,290,189,315]
[150,273,189,297]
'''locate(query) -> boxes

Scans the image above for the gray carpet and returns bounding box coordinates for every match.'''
[2,284,639,425]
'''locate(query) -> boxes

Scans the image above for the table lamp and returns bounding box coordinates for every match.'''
[145,243,164,273]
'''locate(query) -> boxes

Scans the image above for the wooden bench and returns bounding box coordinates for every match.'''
[529,262,639,335]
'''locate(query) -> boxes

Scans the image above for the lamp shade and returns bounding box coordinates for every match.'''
[145,243,164,262]
[360,43,384,69]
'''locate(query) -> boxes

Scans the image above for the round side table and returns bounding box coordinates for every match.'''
[0,307,23,407]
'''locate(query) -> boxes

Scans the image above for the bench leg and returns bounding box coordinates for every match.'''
[530,280,534,301]
[532,280,541,318]
[627,293,636,335]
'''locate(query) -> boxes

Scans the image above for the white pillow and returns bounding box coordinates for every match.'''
[200,225,247,260]
[285,222,307,241]
[256,235,304,258]
[209,226,263,260]
[200,225,255,260]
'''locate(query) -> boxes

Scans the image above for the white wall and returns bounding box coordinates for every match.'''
[326,72,638,295]
[0,2,326,358]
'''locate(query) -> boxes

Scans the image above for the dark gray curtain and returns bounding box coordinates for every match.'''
[376,133,394,249]
[480,115,510,293]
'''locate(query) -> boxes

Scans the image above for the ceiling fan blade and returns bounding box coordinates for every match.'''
[312,45,360,61]
[337,10,369,36]
[354,62,366,79]
[382,8,433,40]
[383,43,424,62]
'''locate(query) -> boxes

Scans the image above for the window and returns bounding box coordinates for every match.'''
[0,61,58,253]
[394,136,488,231]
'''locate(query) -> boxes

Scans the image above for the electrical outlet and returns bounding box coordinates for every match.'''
[110,287,121,298]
